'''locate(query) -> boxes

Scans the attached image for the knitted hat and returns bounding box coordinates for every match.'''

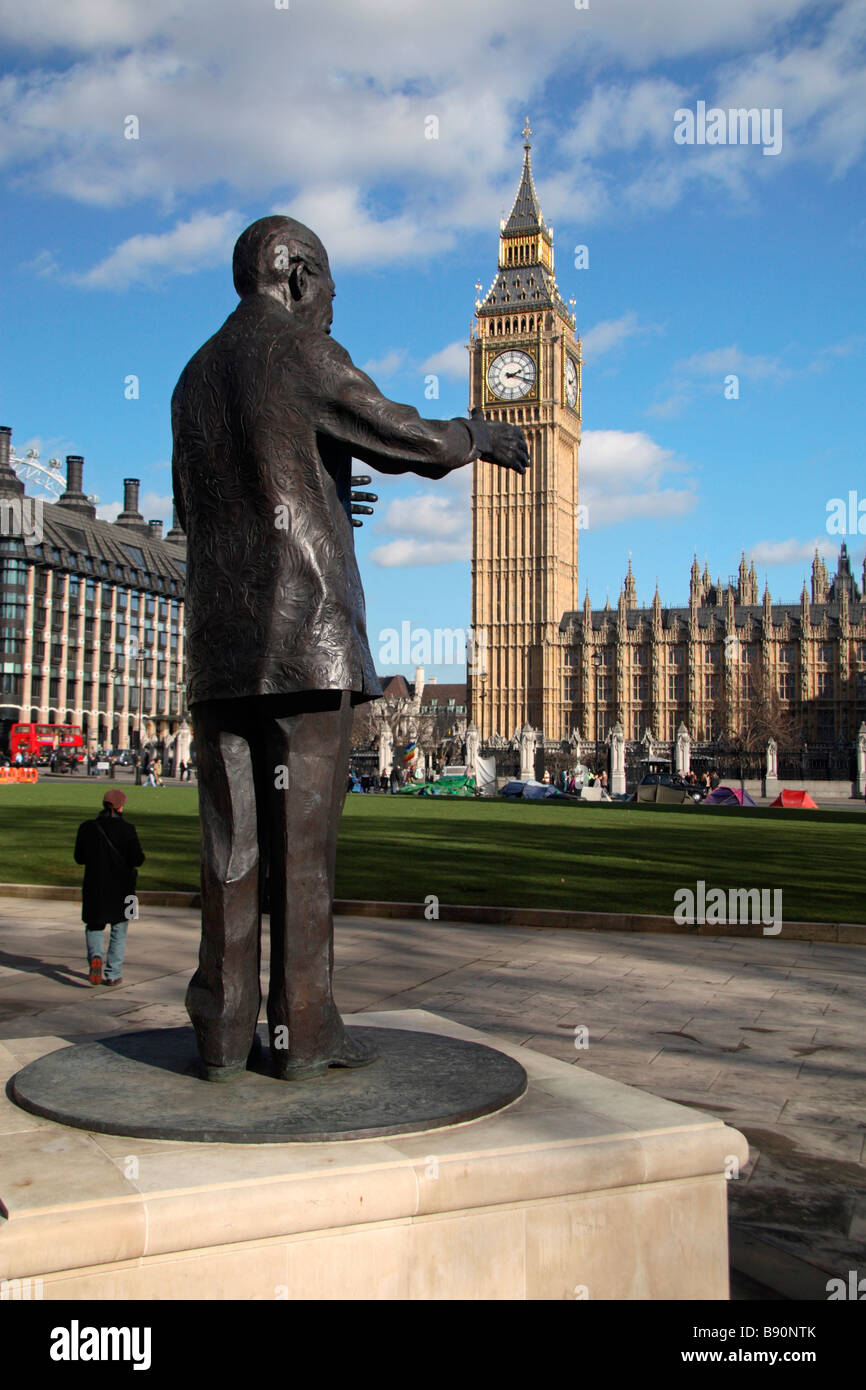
[103,789,127,812]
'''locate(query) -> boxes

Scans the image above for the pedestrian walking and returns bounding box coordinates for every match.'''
[73,788,145,987]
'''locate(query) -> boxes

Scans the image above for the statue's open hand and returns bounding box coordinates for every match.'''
[469,407,530,475]
[351,474,378,527]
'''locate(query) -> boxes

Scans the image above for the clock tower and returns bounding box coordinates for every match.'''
[469,119,582,741]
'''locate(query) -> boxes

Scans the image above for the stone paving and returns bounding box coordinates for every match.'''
[1,894,864,1295]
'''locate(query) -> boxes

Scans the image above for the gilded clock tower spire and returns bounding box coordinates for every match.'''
[469,120,582,740]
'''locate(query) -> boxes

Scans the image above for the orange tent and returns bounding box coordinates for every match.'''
[771,789,819,809]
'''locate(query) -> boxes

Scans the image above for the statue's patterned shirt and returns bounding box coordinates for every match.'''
[171,295,476,706]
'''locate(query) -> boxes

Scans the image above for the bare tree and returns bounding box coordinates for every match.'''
[713,655,798,780]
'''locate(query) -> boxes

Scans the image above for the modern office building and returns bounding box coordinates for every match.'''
[0,426,188,754]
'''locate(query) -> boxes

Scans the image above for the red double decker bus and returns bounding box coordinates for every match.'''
[10,723,85,765]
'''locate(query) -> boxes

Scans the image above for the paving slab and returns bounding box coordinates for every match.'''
[0,896,863,1296]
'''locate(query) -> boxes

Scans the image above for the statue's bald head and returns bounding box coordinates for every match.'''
[232,216,328,298]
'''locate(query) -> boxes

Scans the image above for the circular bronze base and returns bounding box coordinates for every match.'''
[10,1025,527,1143]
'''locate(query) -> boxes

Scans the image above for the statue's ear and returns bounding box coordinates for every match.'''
[288,260,309,302]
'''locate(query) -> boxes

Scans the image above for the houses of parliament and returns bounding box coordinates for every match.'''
[469,124,866,748]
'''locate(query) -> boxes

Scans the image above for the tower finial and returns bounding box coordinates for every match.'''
[523,116,532,151]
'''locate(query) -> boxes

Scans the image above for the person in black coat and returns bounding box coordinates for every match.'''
[74,789,145,986]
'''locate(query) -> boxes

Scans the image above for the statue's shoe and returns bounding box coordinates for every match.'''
[199,1034,264,1082]
[273,1030,379,1082]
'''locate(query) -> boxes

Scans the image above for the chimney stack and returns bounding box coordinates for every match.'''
[0,426,25,500]
[115,477,149,536]
[57,453,96,518]
[148,519,164,540]
[165,500,187,551]
[67,455,84,492]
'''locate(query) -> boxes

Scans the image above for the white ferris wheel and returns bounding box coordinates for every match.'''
[9,446,99,505]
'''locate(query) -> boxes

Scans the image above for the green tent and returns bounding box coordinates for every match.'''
[396,775,476,797]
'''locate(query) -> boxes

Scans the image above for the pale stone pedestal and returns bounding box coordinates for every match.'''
[0,1011,747,1300]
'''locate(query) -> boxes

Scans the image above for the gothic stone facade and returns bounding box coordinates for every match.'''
[469,131,865,749]
[562,549,866,746]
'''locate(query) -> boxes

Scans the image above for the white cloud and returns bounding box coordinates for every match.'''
[646,391,692,419]
[581,311,659,359]
[361,349,407,378]
[370,430,698,556]
[748,537,837,566]
[679,345,790,380]
[96,489,172,525]
[2,0,858,282]
[369,537,470,568]
[714,2,866,176]
[421,340,469,379]
[140,490,173,523]
[286,185,454,269]
[367,485,471,567]
[580,428,698,527]
[21,249,59,277]
[72,210,242,289]
[379,493,468,540]
[652,334,865,416]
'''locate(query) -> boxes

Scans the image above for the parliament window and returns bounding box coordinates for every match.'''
[779,673,795,700]
[632,675,648,701]
[818,672,834,698]
[668,674,684,700]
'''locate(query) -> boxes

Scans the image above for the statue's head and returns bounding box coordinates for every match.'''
[233,216,335,333]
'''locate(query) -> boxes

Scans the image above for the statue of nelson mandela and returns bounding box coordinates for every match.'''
[171,215,529,1081]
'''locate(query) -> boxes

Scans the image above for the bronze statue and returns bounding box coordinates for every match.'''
[171,216,529,1081]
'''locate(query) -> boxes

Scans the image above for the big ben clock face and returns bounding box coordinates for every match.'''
[564,355,578,409]
[486,349,537,401]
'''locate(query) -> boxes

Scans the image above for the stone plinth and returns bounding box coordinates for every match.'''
[0,1011,747,1301]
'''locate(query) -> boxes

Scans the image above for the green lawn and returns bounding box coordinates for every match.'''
[0,782,861,923]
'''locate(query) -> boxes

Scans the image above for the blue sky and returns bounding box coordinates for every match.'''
[1,0,864,682]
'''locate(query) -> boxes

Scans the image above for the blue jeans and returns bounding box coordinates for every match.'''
[85,923,128,981]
